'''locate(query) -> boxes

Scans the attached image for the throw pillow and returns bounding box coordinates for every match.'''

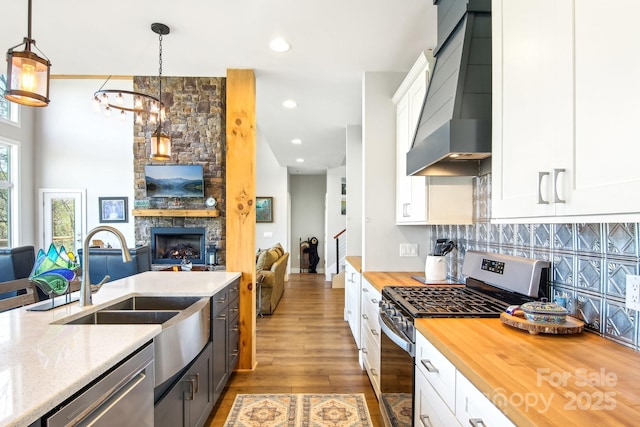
[256,250,269,271]
[262,248,280,270]
[272,245,283,258]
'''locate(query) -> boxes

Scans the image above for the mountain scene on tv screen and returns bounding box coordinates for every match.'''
[145,165,204,198]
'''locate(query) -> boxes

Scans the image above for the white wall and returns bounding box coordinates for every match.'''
[34,78,135,248]
[255,129,289,254]
[345,125,362,257]
[0,106,36,246]
[290,174,326,273]
[325,165,347,279]
[362,72,428,272]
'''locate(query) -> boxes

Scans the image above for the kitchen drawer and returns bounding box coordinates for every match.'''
[361,327,381,397]
[415,367,460,427]
[212,287,229,317]
[415,332,456,413]
[228,294,240,323]
[361,281,381,330]
[361,305,380,342]
[455,372,515,427]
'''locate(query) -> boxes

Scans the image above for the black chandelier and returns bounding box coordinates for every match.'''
[93,23,172,161]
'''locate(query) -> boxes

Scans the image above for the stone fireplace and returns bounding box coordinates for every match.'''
[151,227,206,264]
[132,76,226,266]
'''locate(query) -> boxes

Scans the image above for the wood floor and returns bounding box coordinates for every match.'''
[206,273,382,426]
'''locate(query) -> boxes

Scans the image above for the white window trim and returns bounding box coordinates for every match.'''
[0,102,20,128]
[0,138,20,247]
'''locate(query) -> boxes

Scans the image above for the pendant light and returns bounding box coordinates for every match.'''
[4,0,51,107]
[149,23,171,161]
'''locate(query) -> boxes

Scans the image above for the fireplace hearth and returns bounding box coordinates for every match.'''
[151,227,206,264]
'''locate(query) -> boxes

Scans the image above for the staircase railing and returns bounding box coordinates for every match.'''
[333,228,347,275]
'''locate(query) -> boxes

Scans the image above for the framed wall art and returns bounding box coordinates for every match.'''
[256,197,273,222]
[99,197,128,223]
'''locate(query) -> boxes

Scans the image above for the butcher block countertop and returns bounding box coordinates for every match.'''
[416,318,640,427]
[363,270,461,293]
[345,256,362,272]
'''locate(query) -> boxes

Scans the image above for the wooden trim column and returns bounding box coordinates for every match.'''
[225,69,257,370]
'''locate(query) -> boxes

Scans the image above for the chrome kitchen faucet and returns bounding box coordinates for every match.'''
[79,226,132,306]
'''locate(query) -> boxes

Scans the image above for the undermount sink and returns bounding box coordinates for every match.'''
[101,296,204,312]
[65,310,180,325]
[57,295,211,387]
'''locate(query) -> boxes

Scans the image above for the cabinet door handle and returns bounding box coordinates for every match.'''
[363,287,369,293]
[420,415,434,427]
[553,168,566,203]
[191,373,200,394]
[469,418,486,427]
[371,298,378,304]
[420,359,439,373]
[371,329,378,336]
[370,368,378,376]
[362,314,368,320]
[537,171,550,204]
[403,203,411,217]
[186,378,196,400]
[362,347,368,354]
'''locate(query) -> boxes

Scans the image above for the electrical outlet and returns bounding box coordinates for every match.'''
[399,243,418,257]
[625,274,640,311]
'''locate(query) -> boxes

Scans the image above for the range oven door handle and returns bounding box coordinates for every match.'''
[379,312,414,357]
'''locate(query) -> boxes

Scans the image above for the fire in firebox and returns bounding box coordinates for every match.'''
[162,243,201,260]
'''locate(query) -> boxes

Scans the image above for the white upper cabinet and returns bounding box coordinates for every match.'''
[567,0,640,220]
[492,0,573,221]
[395,53,429,224]
[493,0,640,223]
[394,52,473,225]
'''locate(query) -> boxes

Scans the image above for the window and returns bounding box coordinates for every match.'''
[0,74,19,124]
[0,143,13,248]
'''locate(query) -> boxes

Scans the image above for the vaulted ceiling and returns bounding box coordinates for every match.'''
[1,0,437,174]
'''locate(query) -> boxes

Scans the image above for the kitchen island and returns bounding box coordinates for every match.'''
[0,270,241,427]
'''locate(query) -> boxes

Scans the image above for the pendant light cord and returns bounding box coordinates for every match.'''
[158,32,163,124]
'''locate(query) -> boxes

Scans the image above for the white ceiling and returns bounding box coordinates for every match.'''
[2,0,437,174]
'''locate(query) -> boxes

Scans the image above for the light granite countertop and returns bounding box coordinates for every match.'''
[0,270,241,427]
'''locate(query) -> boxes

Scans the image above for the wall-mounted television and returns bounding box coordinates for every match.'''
[145,165,204,198]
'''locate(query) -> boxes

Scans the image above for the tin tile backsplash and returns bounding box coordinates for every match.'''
[432,174,639,350]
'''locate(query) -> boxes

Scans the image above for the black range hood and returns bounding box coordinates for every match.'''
[407,0,492,176]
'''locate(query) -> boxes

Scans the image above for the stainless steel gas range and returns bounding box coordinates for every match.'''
[378,251,550,427]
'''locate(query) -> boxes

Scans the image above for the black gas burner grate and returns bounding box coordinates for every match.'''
[383,286,511,318]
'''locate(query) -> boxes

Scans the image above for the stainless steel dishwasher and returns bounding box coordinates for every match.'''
[45,342,154,427]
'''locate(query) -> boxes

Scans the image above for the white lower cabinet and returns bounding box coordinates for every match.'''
[360,278,381,397]
[456,373,515,427]
[345,261,361,348]
[415,332,456,412]
[415,367,460,427]
[415,331,515,427]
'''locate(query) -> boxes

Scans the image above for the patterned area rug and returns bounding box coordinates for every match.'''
[224,393,373,427]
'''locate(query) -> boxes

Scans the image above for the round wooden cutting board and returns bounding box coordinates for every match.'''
[500,312,585,335]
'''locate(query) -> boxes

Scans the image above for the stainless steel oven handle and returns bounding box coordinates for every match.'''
[379,312,414,357]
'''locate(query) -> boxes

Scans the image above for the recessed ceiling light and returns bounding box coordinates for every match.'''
[296,158,304,163]
[291,139,302,144]
[269,38,291,52]
[282,99,297,109]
